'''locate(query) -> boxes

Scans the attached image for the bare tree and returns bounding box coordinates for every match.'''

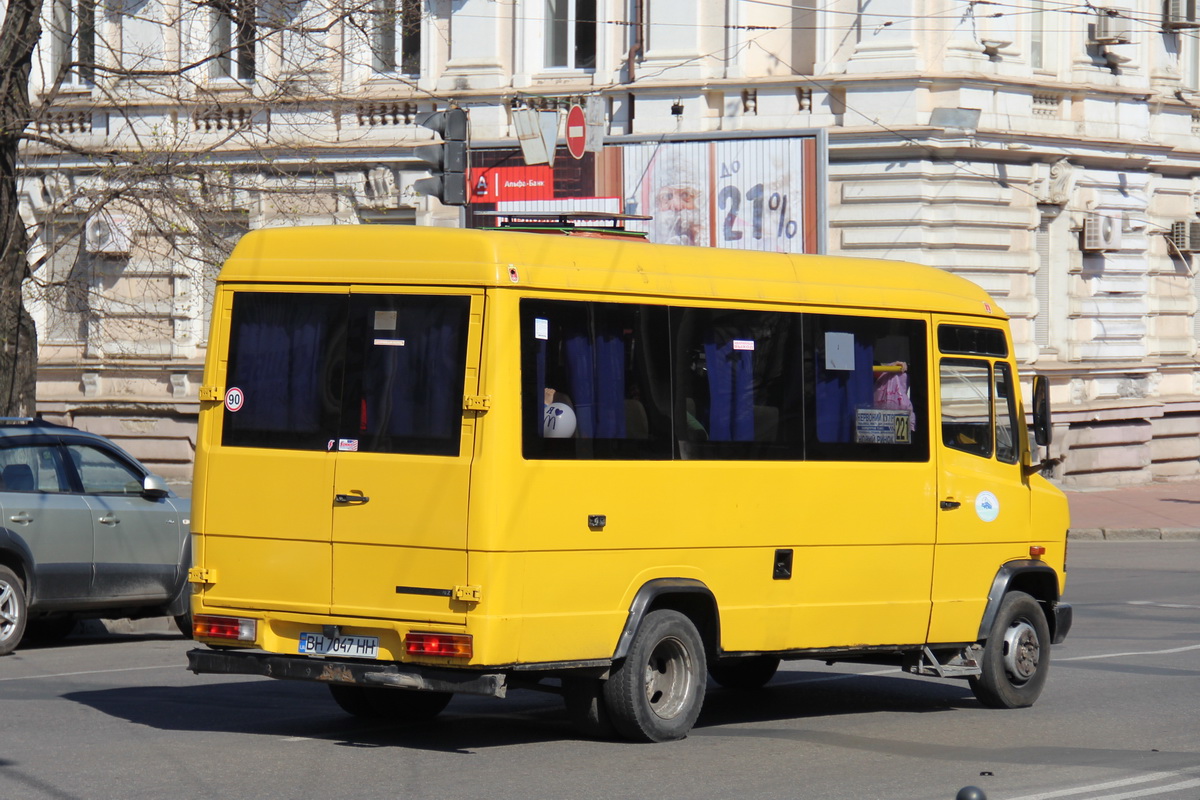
[11,0,438,432]
[1,0,43,417]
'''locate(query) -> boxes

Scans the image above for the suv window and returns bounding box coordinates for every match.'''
[0,444,71,492]
[65,443,145,494]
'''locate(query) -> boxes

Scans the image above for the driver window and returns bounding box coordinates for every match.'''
[65,444,144,494]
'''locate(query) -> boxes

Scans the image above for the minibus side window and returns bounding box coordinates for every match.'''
[672,308,804,460]
[993,361,1019,464]
[521,300,672,460]
[223,292,346,450]
[805,314,929,463]
[940,359,993,458]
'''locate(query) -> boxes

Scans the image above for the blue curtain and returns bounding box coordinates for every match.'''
[704,340,754,441]
[230,298,326,435]
[564,325,626,438]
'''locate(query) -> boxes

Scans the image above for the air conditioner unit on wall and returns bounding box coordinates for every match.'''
[1170,220,1200,252]
[1093,9,1133,43]
[1082,213,1123,251]
[1164,0,1200,29]
[84,212,133,256]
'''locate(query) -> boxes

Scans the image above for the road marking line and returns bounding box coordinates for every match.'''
[1004,772,1193,800]
[1087,778,1200,800]
[1057,644,1200,662]
[0,664,180,683]
[1128,600,1200,610]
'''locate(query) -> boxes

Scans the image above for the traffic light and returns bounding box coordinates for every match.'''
[412,107,469,206]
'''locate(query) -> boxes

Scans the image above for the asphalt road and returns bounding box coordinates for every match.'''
[2,542,1198,800]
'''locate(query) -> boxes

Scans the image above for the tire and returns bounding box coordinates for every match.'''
[562,677,617,739]
[602,609,707,742]
[970,591,1051,709]
[0,566,28,657]
[173,611,193,639]
[708,655,780,690]
[327,684,453,721]
[23,617,77,643]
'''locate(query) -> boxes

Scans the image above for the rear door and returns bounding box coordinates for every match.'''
[0,441,94,605]
[330,290,482,626]
[200,286,481,623]
[199,287,346,615]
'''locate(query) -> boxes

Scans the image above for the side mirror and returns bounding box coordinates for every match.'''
[142,474,170,499]
[1031,375,1051,447]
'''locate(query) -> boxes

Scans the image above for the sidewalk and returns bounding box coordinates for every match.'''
[1064,479,1200,541]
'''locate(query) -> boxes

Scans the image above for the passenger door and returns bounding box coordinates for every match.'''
[930,320,1031,643]
[329,290,481,625]
[66,442,184,603]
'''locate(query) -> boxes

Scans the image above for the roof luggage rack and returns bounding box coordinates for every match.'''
[476,211,652,240]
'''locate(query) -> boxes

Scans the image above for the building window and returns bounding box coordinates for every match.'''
[210,0,256,81]
[371,0,422,75]
[1029,0,1045,69]
[52,0,96,86]
[545,0,596,70]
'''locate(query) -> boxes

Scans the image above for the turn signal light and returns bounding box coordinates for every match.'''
[193,614,257,642]
[406,631,472,658]
[1029,545,1046,558]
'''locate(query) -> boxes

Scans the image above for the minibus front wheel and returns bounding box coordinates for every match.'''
[603,609,707,742]
[970,591,1051,709]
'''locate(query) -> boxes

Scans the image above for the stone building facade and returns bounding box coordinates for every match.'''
[19,0,1200,486]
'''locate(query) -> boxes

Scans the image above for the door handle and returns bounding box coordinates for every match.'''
[939,500,962,511]
[8,512,33,524]
[97,513,119,526]
[334,494,370,505]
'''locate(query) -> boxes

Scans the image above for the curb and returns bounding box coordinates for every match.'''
[1068,528,1200,541]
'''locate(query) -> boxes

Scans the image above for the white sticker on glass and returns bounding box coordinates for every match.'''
[373,338,406,347]
[732,339,755,351]
[535,318,549,340]
[825,332,855,371]
[373,310,397,330]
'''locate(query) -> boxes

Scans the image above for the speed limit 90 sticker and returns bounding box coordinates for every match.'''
[224,386,245,413]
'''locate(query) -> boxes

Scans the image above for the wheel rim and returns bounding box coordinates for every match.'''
[643,635,695,721]
[0,581,19,643]
[1002,619,1040,683]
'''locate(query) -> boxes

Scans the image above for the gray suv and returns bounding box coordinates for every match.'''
[0,418,191,655]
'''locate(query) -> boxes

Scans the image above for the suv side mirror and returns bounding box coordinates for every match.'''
[142,474,170,499]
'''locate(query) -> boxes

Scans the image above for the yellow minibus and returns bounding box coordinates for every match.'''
[186,225,1071,742]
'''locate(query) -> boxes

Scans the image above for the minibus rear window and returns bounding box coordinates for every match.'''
[222,291,470,455]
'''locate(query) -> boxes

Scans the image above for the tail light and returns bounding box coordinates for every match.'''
[194,615,256,642]
[406,631,472,658]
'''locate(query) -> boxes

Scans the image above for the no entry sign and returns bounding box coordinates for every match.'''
[565,104,586,160]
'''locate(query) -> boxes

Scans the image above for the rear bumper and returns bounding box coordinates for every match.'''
[187,648,509,698]
[1051,602,1073,645]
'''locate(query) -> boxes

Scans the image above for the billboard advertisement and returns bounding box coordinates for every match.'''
[466,132,824,255]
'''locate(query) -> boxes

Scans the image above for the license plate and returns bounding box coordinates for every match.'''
[298,632,379,659]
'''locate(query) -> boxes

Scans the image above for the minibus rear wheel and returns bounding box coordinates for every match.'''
[603,609,707,742]
[970,591,1050,709]
[327,684,453,721]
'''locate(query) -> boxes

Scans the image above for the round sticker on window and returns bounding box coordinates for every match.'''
[224,386,245,413]
[975,491,1000,523]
